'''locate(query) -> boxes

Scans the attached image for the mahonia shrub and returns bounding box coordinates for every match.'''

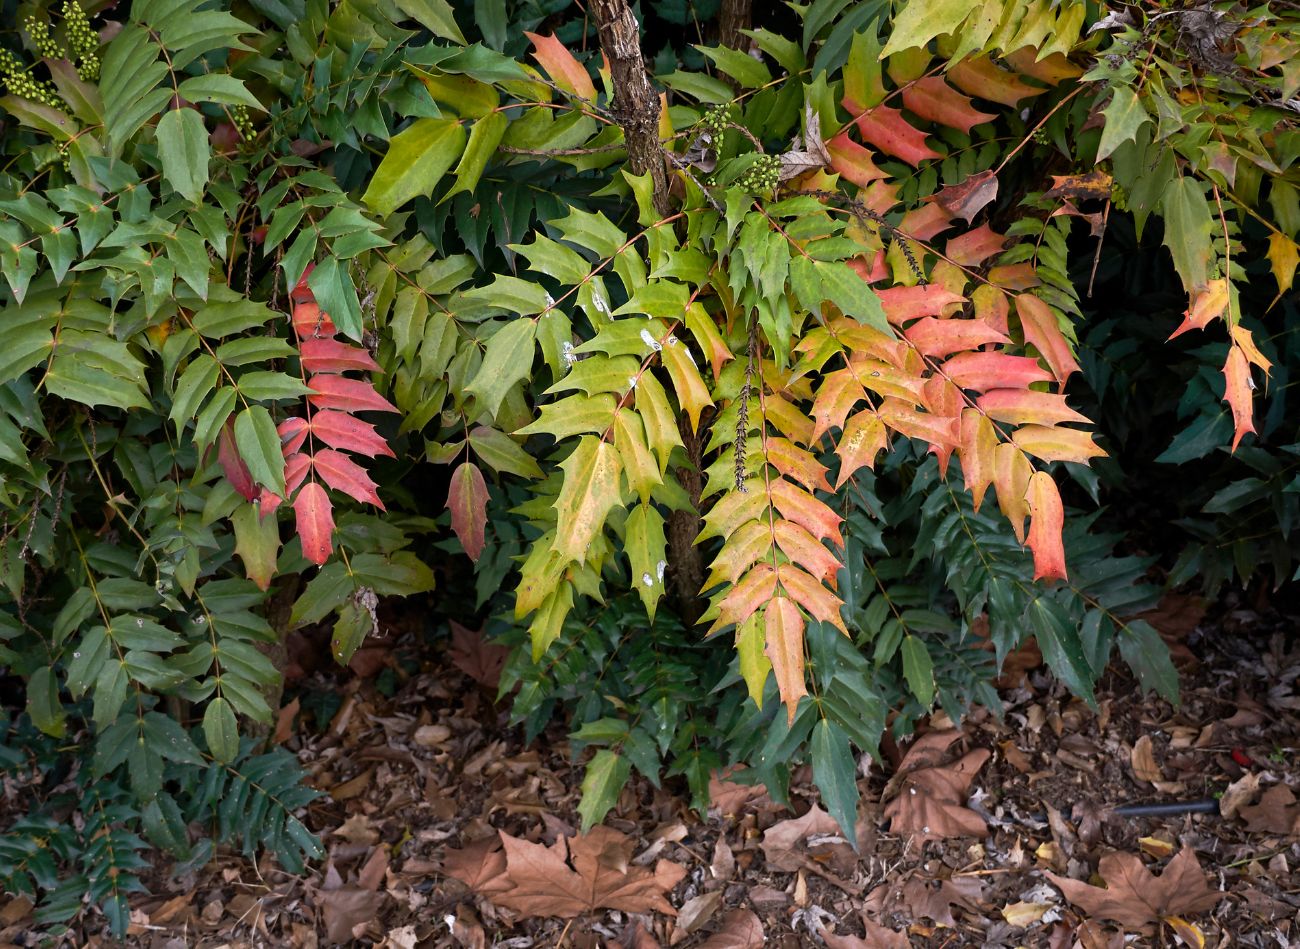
[0,0,1295,933]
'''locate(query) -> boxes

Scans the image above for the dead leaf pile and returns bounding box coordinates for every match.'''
[1045,847,1224,935]
[1240,784,1300,837]
[883,730,990,843]
[443,826,686,919]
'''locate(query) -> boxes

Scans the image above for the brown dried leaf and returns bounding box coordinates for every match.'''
[1130,736,1162,784]
[1043,170,1112,203]
[442,836,511,895]
[1044,847,1224,932]
[1240,784,1300,836]
[1218,772,1261,819]
[900,876,985,927]
[485,827,685,918]
[760,803,842,871]
[932,170,998,222]
[818,916,909,948]
[317,887,386,944]
[778,105,832,182]
[676,890,722,934]
[447,620,507,689]
[883,742,991,842]
[697,908,766,949]
[708,766,767,816]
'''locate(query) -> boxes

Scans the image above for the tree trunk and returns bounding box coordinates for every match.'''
[591,0,672,217]
[718,0,753,50]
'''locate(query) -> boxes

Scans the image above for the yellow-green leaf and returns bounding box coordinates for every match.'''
[362,117,467,217]
[446,111,508,199]
[231,501,280,591]
[553,436,624,564]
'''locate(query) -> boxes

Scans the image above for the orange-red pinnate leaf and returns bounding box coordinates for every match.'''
[988,262,1041,290]
[831,320,907,366]
[835,410,889,488]
[945,224,1007,266]
[310,410,396,458]
[764,596,807,724]
[827,131,889,187]
[767,438,833,492]
[959,409,998,511]
[854,358,927,404]
[848,249,891,284]
[291,264,316,303]
[294,480,335,565]
[299,337,381,374]
[904,316,1008,358]
[312,449,384,509]
[1169,279,1229,339]
[777,563,846,633]
[709,520,771,587]
[218,421,258,501]
[851,104,942,168]
[291,301,336,338]
[877,398,960,454]
[877,285,968,326]
[285,452,312,497]
[1230,325,1272,375]
[523,32,597,100]
[700,484,768,543]
[1012,425,1105,465]
[948,56,1045,107]
[278,416,309,456]
[902,77,997,134]
[1016,294,1079,383]
[898,202,955,241]
[1002,49,1082,85]
[307,375,400,414]
[1026,470,1066,581]
[930,169,998,222]
[713,562,778,632]
[992,443,1032,543]
[448,461,489,562]
[1223,346,1257,451]
[811,369,867,442]
[943,351,1054,392]
[764,393,815,446]
[976,389,1091,427]
[774,520,842,587]
[769,480,844,548]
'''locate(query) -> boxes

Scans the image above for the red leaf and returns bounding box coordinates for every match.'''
[899,202,955,241]
[945,224,1007,266]
[310,410,395,458]
[291,263,316,304]
[1223,345,1256,451]
[835,410,888,488]
[291,301,336,338]
[311,449,384,509]
[877,285,968,326]
[851,104,942,167]
[769,480,844,548]
[524,32,597,99]
[285,452,312,497]
[1026,470,1066,581]
[942,351,1054,392]
[1016,294,1079,383]
[307,375,399,414]
[447,461,489,562]
[848,250,890,284]
[294,480,334,565]
[810,368,867,442]
[947,56,1045,107]
[904,316,1007,358]
[299,337,381,374]
[826,131,889,187]
[901,77,996,134]
[218,421,258,500]
[278,417,309,456]
[258,488,284,517]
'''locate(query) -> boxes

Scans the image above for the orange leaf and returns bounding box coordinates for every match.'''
[959,408,997,511]
[904,316,1007,358]
[524,32,597,100]
[898,202,955,241]
[1026,470,1066,581]
[902,77,996,134]
[1002,48,1082,85]
[1169,279,1229,339]
[826,131,889,187]
[1230,324,1272,374]
[1223,346,1257,451]
[943,351,1054,392]
[708,520,770,588]
[773,521,841,587]
[764,597,807,724]
[767,438,833,492]
[854,358,927,404]
[988,262,1041,290]
[661,340,714,433]
[713,562,778,632]
[448,461,489,562]
[976,388,1090,427]
[294,480,335,565]
[992,443,1031,542]
[948,56,1045,107]
[945,224,1007,266]
[1011,425,1106,465]
[877,398,960,454]
[810,368,867,442]
[835,410,889,488]
[972,285,1010,335]
[1016,294,1079,383]
[769,480,844,548]
[777,563,846,633]
[851,103,942,167]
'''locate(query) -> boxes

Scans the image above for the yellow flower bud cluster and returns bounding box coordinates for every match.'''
[62,1,100,81]
[0,48,61,109]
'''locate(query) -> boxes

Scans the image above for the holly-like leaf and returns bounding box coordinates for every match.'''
[447,461,489,562]
[294,480,335,565]
[764,596,807,724]
[1025,470,1066,581]
[362,117,468,218]
[466,319,538,420]
[234,406,286,497]
[156,107,210,203]
[851,104,942,168]
[1016,294,1079,383]
[299,338,380,374]
[232,501,280,590]
[901,77,995,134]
[1222,345,1256,451]
[552,436,623,565]
[307,375,399,414]
[312,449,384,508]
[524,32,597,99]
[310,410,395,458]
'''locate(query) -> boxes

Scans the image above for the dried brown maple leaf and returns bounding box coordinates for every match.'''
[1240,784,1300,836]
[760,803,842,871]
[817,916,908,948]
[883,731,990,843]
[1044,847,1224,933]
[446,620,507,689]
[442,836,512,896]
[470,826,685,918]
[901,875,985,927]
[697,908,765,949]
